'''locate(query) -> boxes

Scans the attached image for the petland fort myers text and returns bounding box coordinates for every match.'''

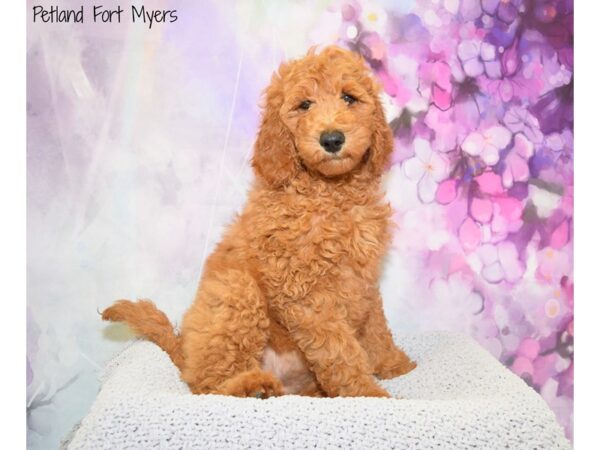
[32,5,178,29]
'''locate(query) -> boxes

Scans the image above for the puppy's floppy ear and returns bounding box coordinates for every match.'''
[252,68,299,188]
[368,89,394,177]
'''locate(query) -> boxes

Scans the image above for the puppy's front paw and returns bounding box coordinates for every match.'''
[346,378,391,398]
[361,384,391,398]
[375,350,417,379]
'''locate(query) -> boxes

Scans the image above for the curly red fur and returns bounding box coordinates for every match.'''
[102,46,416,398]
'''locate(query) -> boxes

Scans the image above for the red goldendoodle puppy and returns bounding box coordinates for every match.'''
[102,46,416,398]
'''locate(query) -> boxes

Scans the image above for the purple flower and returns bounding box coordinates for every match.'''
[529,80,573,134]
[482,0,524,24]
[503,106,544,144]
[458,39,502,78]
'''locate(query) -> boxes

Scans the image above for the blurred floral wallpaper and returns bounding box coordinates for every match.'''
[27,0,573,447]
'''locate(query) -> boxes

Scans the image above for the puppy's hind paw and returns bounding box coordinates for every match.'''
[220,369,284,399]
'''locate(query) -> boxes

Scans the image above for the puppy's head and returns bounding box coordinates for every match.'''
[252,46,393,187]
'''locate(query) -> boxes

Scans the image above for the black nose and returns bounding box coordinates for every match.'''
[319,130,345,153]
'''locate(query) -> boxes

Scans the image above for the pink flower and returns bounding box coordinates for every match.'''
[425,95,482,152]
[502,133,534,188]
[550,221,570,250]
[459,217,482,251]
[403,138,450,203]
[474,171,505,195]
[462,126,512,166]
[470,197,494,223]
[454,167,524,243]
[532,353,560,387]
[518,338,541,359]
[490,196,524,239]
[436,179,458,204]
[361,32,387,61]
[537,247,571,284]
[477,241,525,283]
[512,356,534,377]
[423,106,456,152]
[418,60,453,111]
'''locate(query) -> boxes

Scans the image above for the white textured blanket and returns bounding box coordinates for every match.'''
[63,332,570,449]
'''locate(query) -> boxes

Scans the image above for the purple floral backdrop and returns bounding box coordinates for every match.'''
[27,0,573,448]
[347,0,573,438]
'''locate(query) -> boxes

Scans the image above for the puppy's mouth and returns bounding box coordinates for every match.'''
[319,145,371,165]
[321,151,351,161]
[311,148,370,177]
[295,139,371,177]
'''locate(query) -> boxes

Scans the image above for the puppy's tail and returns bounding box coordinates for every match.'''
[101,299,184,371]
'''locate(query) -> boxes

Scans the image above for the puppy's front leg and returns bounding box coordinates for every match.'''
[358,291,416,379]
[276,296,389,398]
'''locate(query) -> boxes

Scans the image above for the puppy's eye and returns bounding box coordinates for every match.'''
[342,93,357,105]
[298,100,312,111]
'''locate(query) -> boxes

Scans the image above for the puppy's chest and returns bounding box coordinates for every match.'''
[251,202,390,288]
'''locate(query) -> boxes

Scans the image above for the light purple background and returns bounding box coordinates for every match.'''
[27,1,573,448]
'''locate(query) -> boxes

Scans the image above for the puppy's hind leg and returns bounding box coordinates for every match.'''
[180,268,283,398]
